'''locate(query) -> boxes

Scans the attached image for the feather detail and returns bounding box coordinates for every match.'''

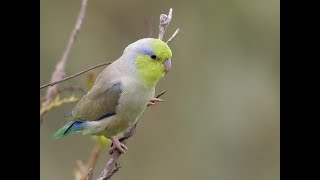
[52,121,85,139]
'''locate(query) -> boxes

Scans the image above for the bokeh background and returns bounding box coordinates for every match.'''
[40,0,280,179]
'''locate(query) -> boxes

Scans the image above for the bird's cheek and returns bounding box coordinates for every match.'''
[163,58,171,73]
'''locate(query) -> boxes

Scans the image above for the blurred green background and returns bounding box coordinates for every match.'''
[40,0,279,179]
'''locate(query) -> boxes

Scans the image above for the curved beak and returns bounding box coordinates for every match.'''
[163,58,171,73]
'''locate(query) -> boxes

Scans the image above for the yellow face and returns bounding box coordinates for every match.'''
[134,38,172,88]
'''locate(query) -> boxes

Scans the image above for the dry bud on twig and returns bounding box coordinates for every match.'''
[158,8,173,40]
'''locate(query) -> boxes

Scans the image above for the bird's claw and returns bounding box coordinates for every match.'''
[148,98,163,106]
[108,137,128,154]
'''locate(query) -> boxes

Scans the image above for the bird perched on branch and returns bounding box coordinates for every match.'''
[52,38,172,154]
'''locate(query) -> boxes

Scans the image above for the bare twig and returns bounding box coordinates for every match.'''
[40,61,112,89]
[40,95,79,117]
[96,90,166,180]
[166,28,181,44]
[42,0,89,107]
[96,124,136,180]
[158,8,173,40]
[155,90,167,98]
[147,90,167,106]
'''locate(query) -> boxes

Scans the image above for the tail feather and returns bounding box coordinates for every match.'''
[52,121,85,140]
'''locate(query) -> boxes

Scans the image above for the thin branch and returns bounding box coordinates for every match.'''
[155,90,167,98]
[96,91,166,180]
[147,90,167,106]
[40,61,112,89]
[42,0,89,107]
[158,8,173,40]
[40,95,79,118]
[96,124,135,180]
[166,28,181,44]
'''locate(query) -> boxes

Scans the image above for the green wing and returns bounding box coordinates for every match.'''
[71,81,123,121]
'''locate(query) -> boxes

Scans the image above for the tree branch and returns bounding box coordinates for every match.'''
[42,0,88,107]
[40,61,112,89]
[96,124,136,180]
[166,28,181,44]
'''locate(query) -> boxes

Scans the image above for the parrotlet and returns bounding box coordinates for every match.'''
[52,38,172,154]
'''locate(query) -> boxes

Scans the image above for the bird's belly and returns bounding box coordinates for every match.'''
[119,95,149,125]
[100,102,146,137]
[99,81,155,137]
[113,86,154,131]
[99,116,129,137]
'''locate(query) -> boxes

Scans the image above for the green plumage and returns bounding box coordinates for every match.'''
[52,121,85,139]
[52,121,75,139]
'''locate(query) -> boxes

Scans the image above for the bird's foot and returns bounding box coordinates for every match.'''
[148,98,163,106]
[108,137,128,154]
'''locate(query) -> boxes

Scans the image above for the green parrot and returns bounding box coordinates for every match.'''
[52,38,172,154]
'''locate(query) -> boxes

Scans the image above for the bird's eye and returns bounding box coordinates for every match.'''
[150,55,157,60]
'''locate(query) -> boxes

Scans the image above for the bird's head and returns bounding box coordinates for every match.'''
[123,38,172,88]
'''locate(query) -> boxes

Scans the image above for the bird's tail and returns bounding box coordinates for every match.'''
[52,121,85,140]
